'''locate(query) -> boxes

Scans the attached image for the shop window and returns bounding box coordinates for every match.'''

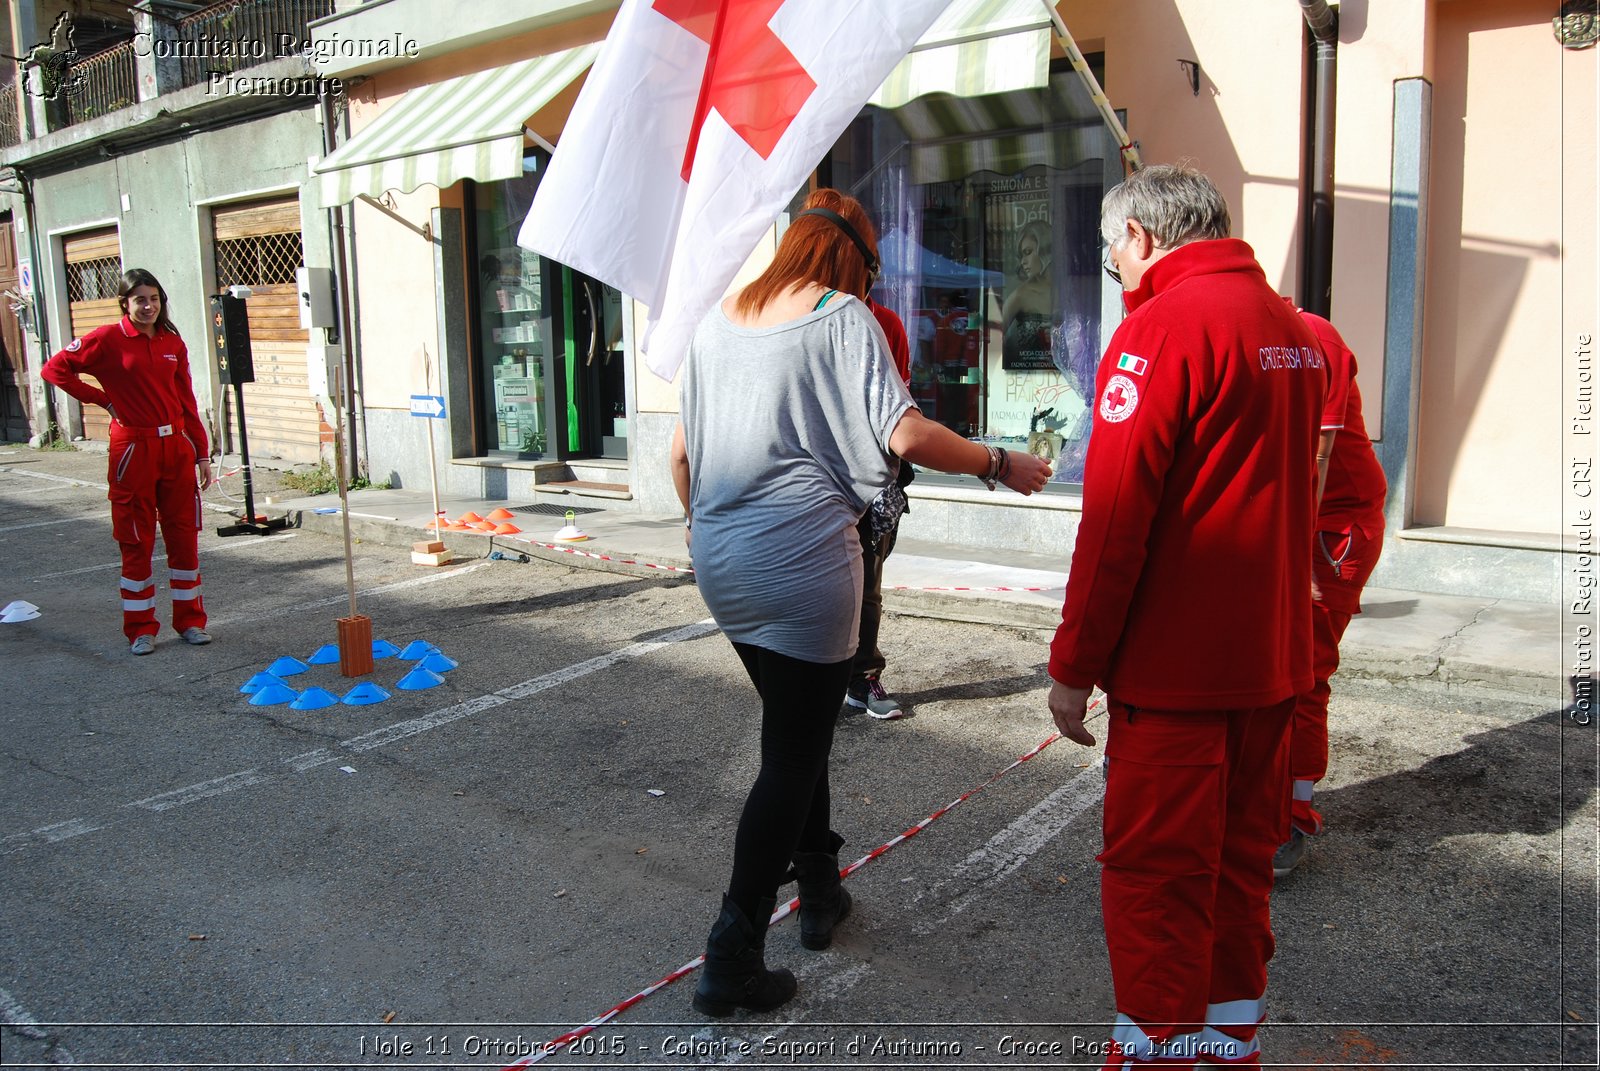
[829,62,1123,487]
[471,165,551,457]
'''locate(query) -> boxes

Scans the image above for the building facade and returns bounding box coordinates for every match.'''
[1,0,342,465]
[8,0,1594,604]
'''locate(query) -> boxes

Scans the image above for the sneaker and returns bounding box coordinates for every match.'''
[844,678,904,720]
[181,627,212,646]
[130,634,156,656]
[1272,828,1307,877]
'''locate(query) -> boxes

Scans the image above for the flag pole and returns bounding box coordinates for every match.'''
[1040,1,1143,173]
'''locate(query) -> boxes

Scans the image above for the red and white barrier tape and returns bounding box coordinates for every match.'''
[500,708,1099,1070]
[481,534,1055,590]
[888,584,1053,592]
[502,535,699,575]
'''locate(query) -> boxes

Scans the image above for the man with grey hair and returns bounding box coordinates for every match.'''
[1046,164,1326,1068]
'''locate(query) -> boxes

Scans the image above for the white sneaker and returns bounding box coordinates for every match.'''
[130,634,156,656]
[181,627,212,646]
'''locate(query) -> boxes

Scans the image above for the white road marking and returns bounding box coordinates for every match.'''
[127,771,275,812]
[207,560,493,627]
[2,618,720,854]
[913,754,1106,934]
[0,515,102,534]
[2,469,103,490]
[29,533,299,582]
[3,468,273,516]
[0,986,75,1065]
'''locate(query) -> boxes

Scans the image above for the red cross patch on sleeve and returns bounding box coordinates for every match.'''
[1098,374,1140,424]
[66,338,82,352]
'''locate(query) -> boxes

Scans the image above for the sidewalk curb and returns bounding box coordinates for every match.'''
[286,506,1564,696]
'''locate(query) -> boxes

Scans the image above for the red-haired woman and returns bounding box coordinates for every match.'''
[670,189,1050,1016]
[42,268,213,655]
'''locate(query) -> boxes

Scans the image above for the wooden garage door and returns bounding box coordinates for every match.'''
[213,199,321,464]
[63,228,122,443]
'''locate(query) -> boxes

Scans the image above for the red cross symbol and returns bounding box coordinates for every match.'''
[1105,385,1128,410]
[654,0,817,181]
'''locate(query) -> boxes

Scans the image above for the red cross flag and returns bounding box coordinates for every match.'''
[517,0,952,381]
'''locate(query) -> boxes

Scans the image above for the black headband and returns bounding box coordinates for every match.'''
[796,207,880,281]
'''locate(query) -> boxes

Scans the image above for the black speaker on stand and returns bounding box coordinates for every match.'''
[211,291,289,537]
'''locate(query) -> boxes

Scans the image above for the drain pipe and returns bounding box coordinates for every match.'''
[12,167,59,442]
[1299,0,1338,318]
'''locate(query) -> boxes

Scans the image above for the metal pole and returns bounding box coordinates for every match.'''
[1040,1,1142,172]
[232,380,258,525]
[333,366,358,619]
[1299,0,1339,317]
[424,347,442,537]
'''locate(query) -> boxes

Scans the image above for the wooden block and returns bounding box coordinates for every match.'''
[411,549,454,567]
[412,540,446,553]
[337,614,374,677]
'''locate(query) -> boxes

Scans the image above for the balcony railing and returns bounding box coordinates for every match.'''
[177,0,338,90]
[61,41,137,128]
[0,79,20,148]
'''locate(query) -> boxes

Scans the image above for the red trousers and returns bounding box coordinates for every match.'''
[1289,518,1383,834]
[1098,698,1293,1068]
[108,427,206,642]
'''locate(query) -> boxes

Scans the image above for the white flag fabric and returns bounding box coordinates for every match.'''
[518,0,952,381]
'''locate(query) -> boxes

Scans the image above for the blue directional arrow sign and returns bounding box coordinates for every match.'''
[409,394,446,419]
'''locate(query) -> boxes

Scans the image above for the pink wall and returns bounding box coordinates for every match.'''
[1418,0,1584,531]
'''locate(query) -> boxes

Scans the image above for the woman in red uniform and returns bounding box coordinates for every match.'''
[42,269,214,655]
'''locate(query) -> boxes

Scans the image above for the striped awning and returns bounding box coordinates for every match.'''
[869,0,1054,110]
[887,70,1113,184]
[312,44,599,209]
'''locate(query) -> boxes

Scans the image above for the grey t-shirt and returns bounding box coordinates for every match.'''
[682,296,916,663]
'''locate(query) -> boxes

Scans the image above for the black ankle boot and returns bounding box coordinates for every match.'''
[789,831,852,951]
[692,894,797,1017]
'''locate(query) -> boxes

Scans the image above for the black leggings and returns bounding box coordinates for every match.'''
[725,642,853,922]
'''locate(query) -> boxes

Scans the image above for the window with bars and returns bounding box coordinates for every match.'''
[215,232,304,287]
[66,257,123,303]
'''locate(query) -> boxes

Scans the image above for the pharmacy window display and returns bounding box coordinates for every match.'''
[831,62,1122,485]
[474,168,550,457]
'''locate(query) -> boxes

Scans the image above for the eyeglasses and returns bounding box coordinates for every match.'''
[1102,241,1123,285]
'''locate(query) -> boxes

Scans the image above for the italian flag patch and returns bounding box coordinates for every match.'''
[1117,353,1148,376]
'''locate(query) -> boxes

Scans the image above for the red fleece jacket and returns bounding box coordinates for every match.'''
[43,316,209,455]
[1049,239,1325,709]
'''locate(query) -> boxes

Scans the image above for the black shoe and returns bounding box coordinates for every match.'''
[789,831,852,951]
[692,895,797,1017]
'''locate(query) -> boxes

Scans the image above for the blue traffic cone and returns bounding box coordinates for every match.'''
[342,682,391,705]
[249,683,299,706]
[241,671,289,695]
[396,666,445,691]
[399,640,440,660]
[290,687,341,711]
[417,652,459,673]
[372,639,402,660]
[268,656,310,677]
[308,644,341,666]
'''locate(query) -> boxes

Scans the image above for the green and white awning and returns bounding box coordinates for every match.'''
[312,44,599,209]
[886,67,1114,184]
[870,0,1054,109]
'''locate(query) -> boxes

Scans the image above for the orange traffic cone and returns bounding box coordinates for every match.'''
[487,508,515,521]
[458,511,484,524]
[493,522,522,535]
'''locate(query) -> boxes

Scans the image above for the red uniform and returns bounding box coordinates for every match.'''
[42,317,210,642]
[1291,313,1387,835]
[866,298,912,386]
[1048,240,1325,1066]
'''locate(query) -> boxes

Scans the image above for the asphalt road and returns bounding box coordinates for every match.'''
[1,448,1594,1070]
